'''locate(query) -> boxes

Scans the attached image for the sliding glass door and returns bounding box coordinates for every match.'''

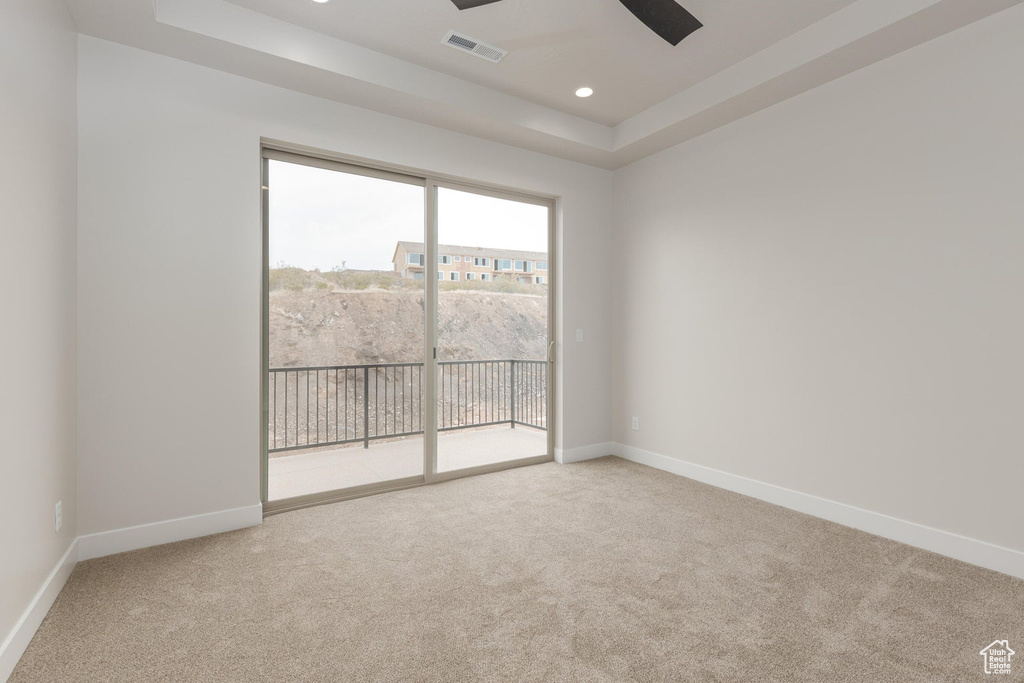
[262,154,426,503]
[434,186,552,474]
[261,148,554,509]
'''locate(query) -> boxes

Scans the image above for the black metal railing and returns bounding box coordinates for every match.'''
[268,359,547,453]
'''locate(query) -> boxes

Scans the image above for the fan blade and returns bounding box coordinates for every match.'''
[618,0,702,46]
[450,0,503,9]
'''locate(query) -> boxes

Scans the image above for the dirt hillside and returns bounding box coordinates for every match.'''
[269,270,547,368]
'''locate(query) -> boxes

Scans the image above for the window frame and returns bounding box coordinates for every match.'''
[260,140,557,514]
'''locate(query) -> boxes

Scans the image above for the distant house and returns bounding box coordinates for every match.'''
[392,241,549,285]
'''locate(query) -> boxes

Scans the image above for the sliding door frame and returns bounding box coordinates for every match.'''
[259,140,557,514]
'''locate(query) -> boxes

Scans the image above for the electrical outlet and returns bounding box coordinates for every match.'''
[55,501,62,532]
[576,328,584,342]
[631,416,639,431]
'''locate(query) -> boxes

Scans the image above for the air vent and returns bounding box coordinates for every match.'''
[442,30,507,64]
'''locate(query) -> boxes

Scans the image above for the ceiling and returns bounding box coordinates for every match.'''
[224,0,857,127]
[65,0,1023,169]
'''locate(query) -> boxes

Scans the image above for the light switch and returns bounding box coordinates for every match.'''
[576,328,584,342]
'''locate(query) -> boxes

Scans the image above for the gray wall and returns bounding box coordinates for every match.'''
[611,5,1024,553]
[0,0,78,658]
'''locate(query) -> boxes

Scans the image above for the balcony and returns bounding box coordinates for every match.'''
[268,359,548,500]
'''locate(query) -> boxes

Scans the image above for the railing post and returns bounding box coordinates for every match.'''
[363,366,370,449]
[509,360,516,429]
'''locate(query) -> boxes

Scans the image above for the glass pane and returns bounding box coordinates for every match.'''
[435,188,550,473]
[266,160,425,500]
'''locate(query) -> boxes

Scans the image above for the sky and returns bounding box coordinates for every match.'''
[268,160,548,271]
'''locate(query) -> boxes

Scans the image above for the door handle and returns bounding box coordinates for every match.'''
[547,340,555,363]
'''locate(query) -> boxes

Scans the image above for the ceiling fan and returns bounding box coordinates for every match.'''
[449,0,702,46]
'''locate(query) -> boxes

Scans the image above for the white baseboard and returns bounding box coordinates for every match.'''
[555,442,616,464]
[77,503,263,561]
[0,540,78,683]
[613,443,1024,580]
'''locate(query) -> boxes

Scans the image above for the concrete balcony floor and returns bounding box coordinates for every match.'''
[268,425,547,501]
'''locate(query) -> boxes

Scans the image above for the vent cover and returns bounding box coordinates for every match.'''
[442,30,507,63]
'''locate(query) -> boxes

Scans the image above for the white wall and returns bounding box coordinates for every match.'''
[0,0,78,669]
[76,36,614,535]
[612,5,1024,553]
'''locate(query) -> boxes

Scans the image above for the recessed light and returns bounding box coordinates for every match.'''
[575,87,594,98]
[311,0,331,4]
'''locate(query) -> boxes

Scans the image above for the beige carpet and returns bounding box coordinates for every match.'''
[11,457,1024,682]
